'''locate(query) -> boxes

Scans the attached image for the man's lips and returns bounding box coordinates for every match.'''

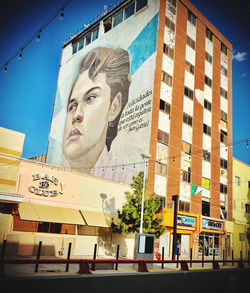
[68,129,82,141]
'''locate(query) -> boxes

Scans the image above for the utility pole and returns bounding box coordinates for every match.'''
[171,194,179,260]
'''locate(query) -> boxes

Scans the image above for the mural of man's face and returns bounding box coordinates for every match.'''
[62,70,121,164]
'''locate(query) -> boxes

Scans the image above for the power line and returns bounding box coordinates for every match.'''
[0,137,249,171]
[0,0,73,72]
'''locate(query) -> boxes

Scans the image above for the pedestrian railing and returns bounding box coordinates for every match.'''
[0,257,249,276]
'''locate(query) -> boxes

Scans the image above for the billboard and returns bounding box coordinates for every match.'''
[47,1,159,183]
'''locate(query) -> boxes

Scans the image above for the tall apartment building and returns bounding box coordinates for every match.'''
[47,0,232,257]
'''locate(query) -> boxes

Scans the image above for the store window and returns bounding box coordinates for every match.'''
[37,222,61,234]
[199,234,219,256]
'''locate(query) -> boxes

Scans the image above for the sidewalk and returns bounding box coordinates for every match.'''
[2,255,244,277]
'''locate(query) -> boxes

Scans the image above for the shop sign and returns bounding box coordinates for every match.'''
[177,214,196,228]
[202,218,223,231]
[28,173,65,197]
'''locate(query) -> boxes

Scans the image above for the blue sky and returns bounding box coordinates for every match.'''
[0,0,249,164]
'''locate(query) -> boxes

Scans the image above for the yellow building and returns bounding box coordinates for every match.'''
[0,127,25,240]
[0,127,25,193]
[232,158,250,259]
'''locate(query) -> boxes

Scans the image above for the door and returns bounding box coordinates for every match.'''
[181,234,190,256]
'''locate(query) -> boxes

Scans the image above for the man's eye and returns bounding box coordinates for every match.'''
[68,103,77,112]
[86,95,96,103]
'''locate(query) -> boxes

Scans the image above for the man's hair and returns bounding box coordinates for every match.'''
[78,47,131,150]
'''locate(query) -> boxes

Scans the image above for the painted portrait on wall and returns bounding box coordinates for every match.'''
[47,2,159,183]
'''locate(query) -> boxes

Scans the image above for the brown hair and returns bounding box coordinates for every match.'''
[78,47,131,150]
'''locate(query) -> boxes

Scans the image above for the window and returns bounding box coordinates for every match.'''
[124,2,135,20]
[206,28,213,41]
[92,27,99,41]
[156,197,166,213]
[72,43,78,54]
[220,87,228,99]
[202,201,210,217]
[203,124,211,136]
[188,10,196,26]
[205,51,212,64]
[220,158,228,169]
[165,16,175,32]
[155,161,167,176]
[221,43,227,55]
[183,113,193,126]
[85,32,91,46]
[157,129,169,145]
[182,141,192,154]
[220,110,227,122]
[203,150,210,162]
[220,130,227,144]
[161,70,172,86]
[185,60,194,74]
[163,43,174,59]
[104,17,112,33]
[249,181,250,189]
[187,35,195,50]
[159,99,171,115]
[235,176,240,186]
[113,10,123,27]
[179,201,190,213]
[168,0,176,7]
[205,75,212,87]
[204,99,211,111]
[78,39,84,51]
[221,65,228,77]
[246,204,250,214]
[220,183,227,194]
[136,0,148,12]
[202,177,210,189]
[181,169,191,183]
[184,86,193,100]
[37,222,61,234]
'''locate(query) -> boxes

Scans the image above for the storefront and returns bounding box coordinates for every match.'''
[161,209,200,258]
[1,159,136,258]
[199,216,225,257]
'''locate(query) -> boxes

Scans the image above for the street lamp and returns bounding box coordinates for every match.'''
[139,153,151,234]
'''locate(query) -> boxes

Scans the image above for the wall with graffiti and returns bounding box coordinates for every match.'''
[47,0,160,183]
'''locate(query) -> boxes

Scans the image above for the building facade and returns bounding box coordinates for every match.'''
[46,0,232,258]
[232,158,250,259]
[1,0,233,259]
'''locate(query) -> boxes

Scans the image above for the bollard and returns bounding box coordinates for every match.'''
[213,249,215,262]
[78,260,91,274]
[240,250,243,262]
[180,261,189,271]
[161,247,165,269]
[248,250,250,266]
[34,241,42,273]
[115,245,120,270]
[65,242,72,272]
[92,243,97,271]
[202,246,204,267]
[1,239,7,261]
[232,250,234,266]
[176,248,179,268]
[223,250,225,266]
[190,248,192,268]
[137,260,148,272]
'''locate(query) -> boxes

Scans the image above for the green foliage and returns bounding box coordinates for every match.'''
[110,171,165,238]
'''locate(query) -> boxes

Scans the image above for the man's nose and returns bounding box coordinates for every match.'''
[72,106,83,124]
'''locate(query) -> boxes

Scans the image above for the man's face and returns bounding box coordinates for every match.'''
[62,70,112,162]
